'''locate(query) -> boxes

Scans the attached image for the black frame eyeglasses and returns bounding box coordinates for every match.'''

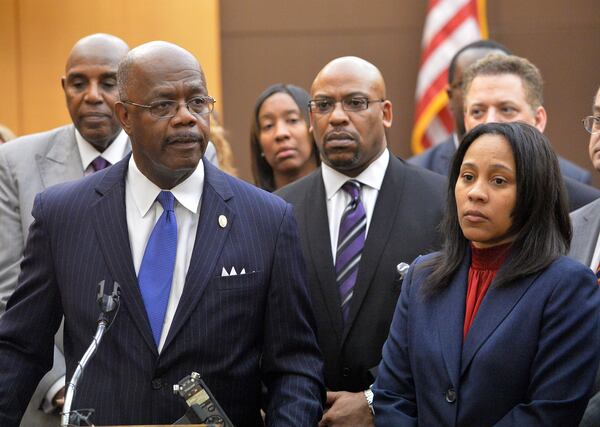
[121,96,216,119]
[582,116,600,135]
[308,97,385,114]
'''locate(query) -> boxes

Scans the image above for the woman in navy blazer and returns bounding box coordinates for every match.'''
[373,122,600,426]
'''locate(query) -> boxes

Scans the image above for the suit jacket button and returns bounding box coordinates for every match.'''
[151,378,163,390]
[445,388,457,403]
[342,367,351,377]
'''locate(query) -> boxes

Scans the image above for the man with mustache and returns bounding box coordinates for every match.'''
[0,33,130,427]
[277,56,446,426]
[0,41,324,426]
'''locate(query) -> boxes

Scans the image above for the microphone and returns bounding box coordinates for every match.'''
[61,280,121,427]
[173,371,235,426]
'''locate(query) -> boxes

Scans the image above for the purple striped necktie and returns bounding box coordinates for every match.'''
[335,180,366,324]
[91,156,110,172]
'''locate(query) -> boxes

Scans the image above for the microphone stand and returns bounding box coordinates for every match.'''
[61,280,120,427]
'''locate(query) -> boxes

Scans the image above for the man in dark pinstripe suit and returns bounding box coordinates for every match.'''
[0,41,324,426]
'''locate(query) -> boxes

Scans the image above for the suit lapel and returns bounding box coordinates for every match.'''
[91,155,157,354]
[343,156,405,341]
[433,255,468,387]
[460,268,540,376]
[37,126,84,188]
[305,173,344,345]
[571,199,600,266]
[162,162,233,351]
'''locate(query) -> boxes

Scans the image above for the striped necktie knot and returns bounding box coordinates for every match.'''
[342,180,361,202]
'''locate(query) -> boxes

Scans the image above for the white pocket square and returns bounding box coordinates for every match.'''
[221,266,247,277]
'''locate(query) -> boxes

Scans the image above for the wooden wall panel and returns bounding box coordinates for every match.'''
[2,0,221,137]
[0,0,21,135]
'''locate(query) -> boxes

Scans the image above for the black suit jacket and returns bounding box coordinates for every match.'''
[277,154,446,391]
[0,157,325,427]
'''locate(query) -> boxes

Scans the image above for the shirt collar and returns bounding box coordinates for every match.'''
[127,155,205,217]
[75,129,129,170]
[322,148,390,200]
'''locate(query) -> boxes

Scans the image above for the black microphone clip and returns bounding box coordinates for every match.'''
[96,280,120,327]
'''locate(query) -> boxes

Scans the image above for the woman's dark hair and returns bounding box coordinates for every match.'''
[421,122,571,297]
[250,83,320,192]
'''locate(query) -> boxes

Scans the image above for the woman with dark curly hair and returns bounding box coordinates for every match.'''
[250,84,319,192]
[373,122,600,426]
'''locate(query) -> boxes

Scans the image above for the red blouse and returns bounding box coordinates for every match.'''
[463,243,512,339]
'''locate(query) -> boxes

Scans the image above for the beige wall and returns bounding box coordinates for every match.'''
[0,0,222,137]
[220,0,600,186]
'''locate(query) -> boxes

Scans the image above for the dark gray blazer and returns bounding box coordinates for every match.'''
[277,154,446,392]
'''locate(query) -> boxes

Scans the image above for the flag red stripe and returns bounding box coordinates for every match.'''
[419,2,478,67]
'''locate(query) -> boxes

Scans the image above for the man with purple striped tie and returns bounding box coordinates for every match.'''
[277,56,447,426]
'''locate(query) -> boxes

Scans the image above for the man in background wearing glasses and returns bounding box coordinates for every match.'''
[277,56,446,425]
[570,86,600,427]
[0,41,324,426]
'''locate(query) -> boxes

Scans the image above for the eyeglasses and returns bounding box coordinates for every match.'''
[582,116,600,135]
[308,97,385,114]
[121,96,215,119]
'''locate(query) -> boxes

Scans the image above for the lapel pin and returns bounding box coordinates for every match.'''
[218,214,227,228]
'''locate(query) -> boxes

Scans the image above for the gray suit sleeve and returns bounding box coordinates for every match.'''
[0,147,66,425]
[0,147,24,313]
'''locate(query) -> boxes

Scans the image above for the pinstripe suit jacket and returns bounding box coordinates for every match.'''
[0,156,325,426]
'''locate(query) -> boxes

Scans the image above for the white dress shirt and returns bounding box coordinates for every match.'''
[126,156,204,352]
[322,148,390,264]
[589,233,600,271]
[75,129,129,175]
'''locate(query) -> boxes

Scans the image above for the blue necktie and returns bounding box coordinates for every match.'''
[335,180,366,324]
[138,191,178,346]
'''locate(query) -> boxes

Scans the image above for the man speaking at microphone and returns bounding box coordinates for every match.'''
[0,41,324,426]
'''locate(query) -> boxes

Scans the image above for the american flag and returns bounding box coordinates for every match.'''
[411,0,488,154]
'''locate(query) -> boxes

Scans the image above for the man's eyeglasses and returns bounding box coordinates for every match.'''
[582,116,600,135]
[121,96,216,119]
[308,97,385,114]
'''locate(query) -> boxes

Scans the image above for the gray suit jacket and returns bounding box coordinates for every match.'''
[569,197,600,427]
[570,198,600,266]
[0,124,130,427]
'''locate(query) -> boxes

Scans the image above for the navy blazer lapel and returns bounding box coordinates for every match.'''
[305,173,344,344]
[162,161,233,351]
[91,155,158,354]
[343,155,405,339]
[433,254,469,387]
[460,267,541,376]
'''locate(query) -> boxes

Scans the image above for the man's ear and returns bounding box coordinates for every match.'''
[61,76,66,92]
[114,102,132,135]
[534,106,547,133]
[382,100,393,128]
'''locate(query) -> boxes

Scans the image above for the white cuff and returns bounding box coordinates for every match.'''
[41,375,66,414]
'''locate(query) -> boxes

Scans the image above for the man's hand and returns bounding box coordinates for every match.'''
[319,391,374,427]
[52,386,65,409]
